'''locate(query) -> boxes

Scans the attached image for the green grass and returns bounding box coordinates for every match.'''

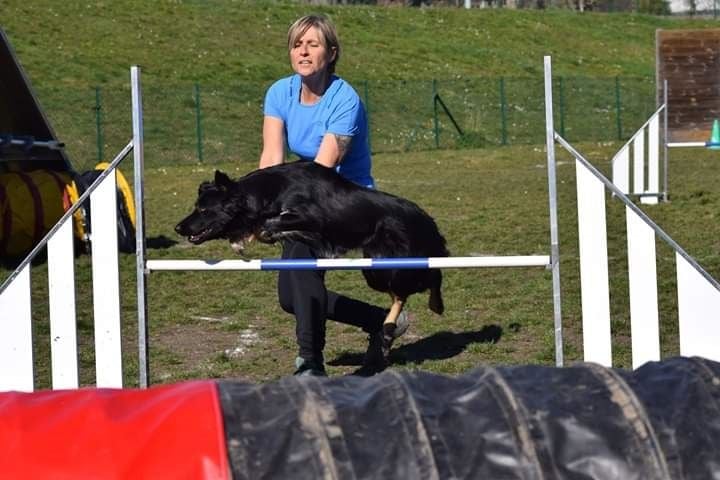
[2,2,719,170]
[4,1,714,87]
[3,2,720,387]
[5,142,720,388]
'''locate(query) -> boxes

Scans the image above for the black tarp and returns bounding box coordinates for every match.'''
[0,28,71,173]
[219,357,720,479]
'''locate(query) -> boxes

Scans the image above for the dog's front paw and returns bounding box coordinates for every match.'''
[230,241,246,255]
[256,229,279,244]
[229,233,255,255]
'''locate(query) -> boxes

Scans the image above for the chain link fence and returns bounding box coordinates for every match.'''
[37,76,656,171]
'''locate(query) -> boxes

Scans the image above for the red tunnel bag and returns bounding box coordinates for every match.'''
[0,381,230,479]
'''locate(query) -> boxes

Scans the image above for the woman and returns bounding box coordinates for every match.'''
[259,14,409,376]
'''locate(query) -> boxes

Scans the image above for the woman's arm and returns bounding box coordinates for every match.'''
[314,133,352,169]
[259,116,286,169]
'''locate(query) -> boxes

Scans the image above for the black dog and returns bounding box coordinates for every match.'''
[176,161,449,337]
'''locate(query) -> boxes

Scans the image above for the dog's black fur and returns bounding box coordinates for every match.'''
[175,161,449,314]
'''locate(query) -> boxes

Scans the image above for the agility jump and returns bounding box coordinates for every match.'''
[613,29,720,203]
[0,65,562,392]
[544,55,720,368]
[610,84,720,204]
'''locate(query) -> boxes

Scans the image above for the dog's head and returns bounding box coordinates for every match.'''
[175,170,262,253]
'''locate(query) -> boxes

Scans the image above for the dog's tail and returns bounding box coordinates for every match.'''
[428,270,444,315]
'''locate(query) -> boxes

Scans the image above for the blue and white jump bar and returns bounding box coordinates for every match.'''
[146,255,550,272]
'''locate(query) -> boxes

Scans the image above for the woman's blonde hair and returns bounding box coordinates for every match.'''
[287,14,340,75]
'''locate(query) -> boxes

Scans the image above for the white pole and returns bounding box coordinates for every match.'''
[132,65,150,389]
[544,56,564,367]
[663,80,669,202]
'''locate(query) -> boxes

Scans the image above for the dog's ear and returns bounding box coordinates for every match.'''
[214,170,234,190]
[198,181,215,195]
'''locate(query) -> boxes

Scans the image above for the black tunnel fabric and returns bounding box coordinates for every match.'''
[616,357,720,480]
[218,357,720,480]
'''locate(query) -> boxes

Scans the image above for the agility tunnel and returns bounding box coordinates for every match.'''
[0,169,73,258]
[1,356,718,479]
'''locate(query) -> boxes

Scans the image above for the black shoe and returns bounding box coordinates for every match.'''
[293,357,327,377]
[382,310,412,360]
[361,330,386,374]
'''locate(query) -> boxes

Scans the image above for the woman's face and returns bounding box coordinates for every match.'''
[290,26,335,79]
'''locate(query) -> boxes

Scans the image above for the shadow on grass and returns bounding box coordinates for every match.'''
[147,235,177,249]
[329,324,503,369]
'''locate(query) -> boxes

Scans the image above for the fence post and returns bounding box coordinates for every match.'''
[559,77,566,138]
[499,77,508,146]
[363,80,371,152]
[433,79,440,149]
[95,86,103,163]
[194,83,204,163]
[615,76,623,140]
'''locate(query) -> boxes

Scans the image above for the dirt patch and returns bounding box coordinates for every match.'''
[152,321,263,380]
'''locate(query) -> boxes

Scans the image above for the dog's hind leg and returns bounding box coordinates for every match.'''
[428,270,444,315]
[382,296,410,352]
[383,296,404,329]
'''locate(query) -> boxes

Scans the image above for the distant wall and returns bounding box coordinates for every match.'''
[656,28,720,142]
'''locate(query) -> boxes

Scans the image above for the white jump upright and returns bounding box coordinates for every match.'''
[89,165,123,387]
[47,209,79,389]
[0,67,145,392]
[0,264,33,391]
[545,56,720,368]
[611,105,664,205]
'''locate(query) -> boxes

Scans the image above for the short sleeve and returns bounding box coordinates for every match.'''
[326,93,361,137]
[263,79,287,121]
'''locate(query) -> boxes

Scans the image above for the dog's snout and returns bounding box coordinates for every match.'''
[174,222,185,235]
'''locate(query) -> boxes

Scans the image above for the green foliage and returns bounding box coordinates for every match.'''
[637,0,672,14]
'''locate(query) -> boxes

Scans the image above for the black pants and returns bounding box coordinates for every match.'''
[278,241,385,364]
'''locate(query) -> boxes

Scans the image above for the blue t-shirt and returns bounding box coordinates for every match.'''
[263,74,374,187]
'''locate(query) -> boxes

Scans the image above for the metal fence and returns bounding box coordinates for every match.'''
[37,76,657,170]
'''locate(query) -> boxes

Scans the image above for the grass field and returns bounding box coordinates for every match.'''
[2,2,720,170]
[2,2,720,387]
[5,140,720,388]
[5,2,713,87]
